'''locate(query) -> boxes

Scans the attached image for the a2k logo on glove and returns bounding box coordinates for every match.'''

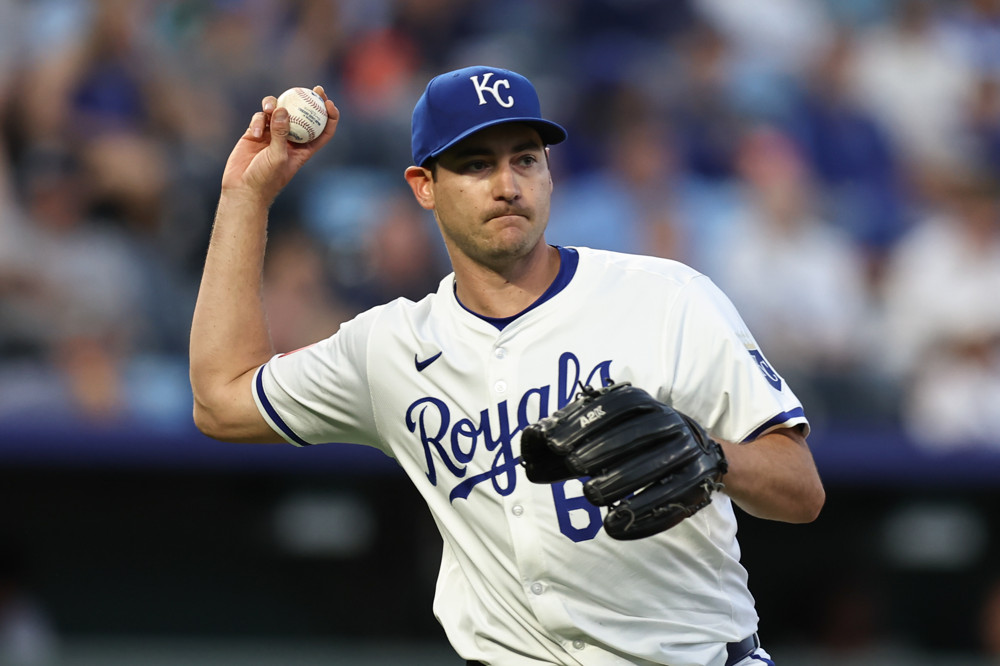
[578,405,606,428]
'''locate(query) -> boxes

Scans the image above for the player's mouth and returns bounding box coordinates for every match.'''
[485,208,530,224]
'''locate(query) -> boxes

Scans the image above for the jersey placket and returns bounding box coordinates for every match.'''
[489,328,585,655]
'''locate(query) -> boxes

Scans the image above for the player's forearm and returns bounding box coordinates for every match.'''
[721,429,825,523]
[189,193,275,429]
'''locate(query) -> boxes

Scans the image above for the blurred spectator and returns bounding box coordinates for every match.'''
[786,26,910,274]
[341,26,420,121]
[9,0,196,342]
[148,0,281,136]
[0,136,43,358]
[963,73,1000,175]
[820,0,898,27]
[693,0,833,119]
[15,1,173,157]
[693,0,832,76]
[669,21,745,181]
[0,146,150,421]
[940,0,1000,78]
[710,126,884,424]
[879,172,1000,448]
[391,0,478,70]
[296,166,400,292]
[849,0,976,177]
[546,110,684,259]
[8,148,144,347]
[0,2,17,104]
[262,227,354,354]
[356,193,448,306]
[274,0,361,94]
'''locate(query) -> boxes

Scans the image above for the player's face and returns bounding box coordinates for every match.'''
[410,124,553,273]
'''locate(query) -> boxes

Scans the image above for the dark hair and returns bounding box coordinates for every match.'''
[423,157,439,181]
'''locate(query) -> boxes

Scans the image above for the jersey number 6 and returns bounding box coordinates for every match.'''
[551,479,602,542]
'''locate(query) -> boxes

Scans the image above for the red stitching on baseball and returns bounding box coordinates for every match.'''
[289,117,316,142]
[295,88,324,114]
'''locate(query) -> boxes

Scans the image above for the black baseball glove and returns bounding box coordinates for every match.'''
[520,381,728,540]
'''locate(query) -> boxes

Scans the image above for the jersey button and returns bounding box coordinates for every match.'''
[494,380,507,393]
[530,582,544,595]
[572,640,586,650]
[511,505,524,516]
[494,347,507,359]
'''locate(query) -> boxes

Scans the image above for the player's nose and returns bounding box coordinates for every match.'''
[491,162,521,201]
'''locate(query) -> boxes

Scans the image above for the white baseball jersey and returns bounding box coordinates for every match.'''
[253,246,808,666]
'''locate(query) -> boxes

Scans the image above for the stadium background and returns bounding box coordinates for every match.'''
[2,0,1000,664]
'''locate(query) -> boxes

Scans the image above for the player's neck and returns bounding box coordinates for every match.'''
[452,243,561,319]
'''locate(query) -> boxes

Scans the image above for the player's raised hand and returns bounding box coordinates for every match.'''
[221,85,339,206]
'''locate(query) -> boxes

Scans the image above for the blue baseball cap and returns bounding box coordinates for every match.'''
[411,65,568,167]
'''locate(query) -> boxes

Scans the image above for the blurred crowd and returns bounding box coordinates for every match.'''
[1,0,999,450]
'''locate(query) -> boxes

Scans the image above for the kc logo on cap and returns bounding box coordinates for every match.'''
[411,65,567,166]
[470,72,514,108]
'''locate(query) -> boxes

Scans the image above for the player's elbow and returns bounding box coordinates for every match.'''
[191,365,277,443]
[808,483,826,522]
[790,481,826,524]
[736,477,825,524]
[191,390,247,442]
[192,386,281,444]
[192,399,233,442]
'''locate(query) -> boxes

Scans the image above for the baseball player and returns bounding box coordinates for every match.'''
[189,66,825,665]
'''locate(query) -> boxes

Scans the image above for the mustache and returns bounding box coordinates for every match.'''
[484,205,531,221]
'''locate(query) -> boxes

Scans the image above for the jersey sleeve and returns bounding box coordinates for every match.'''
[664,274,810,442]
[252,307,383,450]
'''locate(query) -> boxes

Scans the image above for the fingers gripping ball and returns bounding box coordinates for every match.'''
[276,87,328,143]
[520,382,728,540]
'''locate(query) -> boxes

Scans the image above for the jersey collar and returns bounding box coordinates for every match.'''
[455,245,579,331]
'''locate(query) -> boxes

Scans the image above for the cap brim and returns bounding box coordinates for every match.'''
[424,117,567,165]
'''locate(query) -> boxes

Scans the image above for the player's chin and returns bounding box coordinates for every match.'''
[493,225,540,254]
[473,231,538,268]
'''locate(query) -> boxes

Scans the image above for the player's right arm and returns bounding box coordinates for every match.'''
[189,88,339,443]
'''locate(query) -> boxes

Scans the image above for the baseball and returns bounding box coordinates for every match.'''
[276,87,328,143]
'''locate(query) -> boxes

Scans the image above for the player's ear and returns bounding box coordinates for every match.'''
[404,166,435,210]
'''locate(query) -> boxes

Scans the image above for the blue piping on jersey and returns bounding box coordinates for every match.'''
[256,366,313,447]
[743,407,806,442]
[456,246,579,331]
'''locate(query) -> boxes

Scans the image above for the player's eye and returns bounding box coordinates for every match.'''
[462,159,491,173]
[517,154,538,168]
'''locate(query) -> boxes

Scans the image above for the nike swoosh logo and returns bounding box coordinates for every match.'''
[414,351,443,372]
